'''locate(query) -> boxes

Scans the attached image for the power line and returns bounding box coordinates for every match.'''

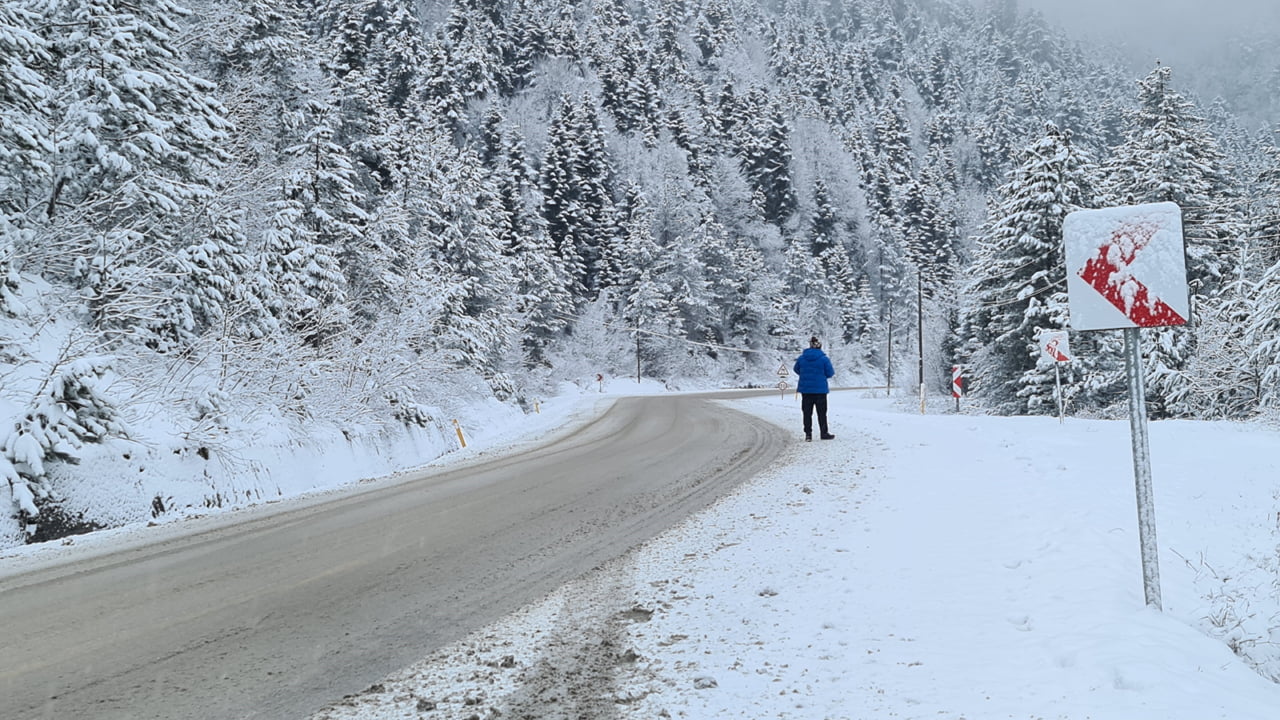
[969,278,1066,309]
[550,311,768,355]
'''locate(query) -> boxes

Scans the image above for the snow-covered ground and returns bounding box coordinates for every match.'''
[309,390,1280,720]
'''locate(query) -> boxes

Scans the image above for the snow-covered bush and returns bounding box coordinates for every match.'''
[1179,546,1280,683]
[386,388,438,429]
[2,357,126,536]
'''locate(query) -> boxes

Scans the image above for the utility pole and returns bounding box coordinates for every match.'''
[885,302,893,397]
[917,270,925,414]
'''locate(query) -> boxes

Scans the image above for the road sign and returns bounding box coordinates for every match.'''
[1063,202,1188,331]
[951,366,963,398]
[1062,204,1170,610]
[776,364,789,377]
[1039,330,1072,363]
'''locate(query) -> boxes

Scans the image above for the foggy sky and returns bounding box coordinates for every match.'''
[1019,0,1280,67]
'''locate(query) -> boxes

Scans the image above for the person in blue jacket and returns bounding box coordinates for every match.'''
[793,336,835,442]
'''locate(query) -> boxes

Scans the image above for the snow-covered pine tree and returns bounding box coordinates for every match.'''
[652,0,690,81]
[652,202,713,371]
[594,1,647,136]
[739,97,797,227]
[1188,277,1259,419]
[448,4,500,105]
[284,113,377,325]
[146,209,254,353]
[3,357,125,534]
[1104,64,1241,418]
[806,179,861,350]
[500,0,545,95]
[972,89,1026,187]
[849,274,883,367]
[199,0,306,80]
[689,216,747,357]
[610,185,656,308]
[541,96,587,294]
[960,123,1095,415]
[1247,251,1280,413]
[540,95,616,303]
[709,80,745,148]
[371,1,429,116]
[260,190,347,345]
[34,0,231,333]
[0,3,52,223]
[1249,140,1280,273]
[0,4,44,315]
[38,0,231,225]
[513,224,573,368]
[407,129,518,390]
[614,191,680,378]
[666,104,713,190]
[422,34,466,134]
[778,231,834,350]
[1106,64,1239,297]
[919,44,959,111]
[693,0,735,66]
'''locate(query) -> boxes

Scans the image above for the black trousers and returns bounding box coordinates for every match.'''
[801,393,829,435]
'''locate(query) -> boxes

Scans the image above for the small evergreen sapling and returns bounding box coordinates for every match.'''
[2,357,126,533]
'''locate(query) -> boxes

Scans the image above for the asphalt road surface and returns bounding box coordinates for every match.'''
[0,392,788,719]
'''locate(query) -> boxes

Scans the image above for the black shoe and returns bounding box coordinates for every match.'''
[805,432,812,442]
[820,433,835,440]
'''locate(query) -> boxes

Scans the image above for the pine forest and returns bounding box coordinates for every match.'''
[2,0,1279,542]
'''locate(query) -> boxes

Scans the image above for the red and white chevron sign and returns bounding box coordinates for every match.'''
[1039,330,1072,363]
[1063,202,1189,331]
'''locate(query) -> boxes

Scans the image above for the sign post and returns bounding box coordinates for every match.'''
[1037,330,1073,424]
[1122,324,1159,604]
[1064,201,1188,611]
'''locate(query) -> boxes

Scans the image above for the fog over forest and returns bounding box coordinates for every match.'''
[1019,0,1280,127]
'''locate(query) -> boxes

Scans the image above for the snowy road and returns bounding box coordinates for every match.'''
[0,393,787,719]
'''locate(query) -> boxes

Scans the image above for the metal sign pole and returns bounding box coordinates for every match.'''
[1054,363,1064,424]
[1123,326,1163,610]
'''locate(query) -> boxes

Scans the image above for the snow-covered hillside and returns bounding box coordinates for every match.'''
[312,390,1280,719]
[7,0,1280,547]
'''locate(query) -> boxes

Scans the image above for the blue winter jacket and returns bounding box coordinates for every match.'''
[793,348,835,394]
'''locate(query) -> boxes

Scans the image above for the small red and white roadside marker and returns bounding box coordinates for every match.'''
[1037,329,1072,423]
[951,366,963,411]
[1038,330,1072,364]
